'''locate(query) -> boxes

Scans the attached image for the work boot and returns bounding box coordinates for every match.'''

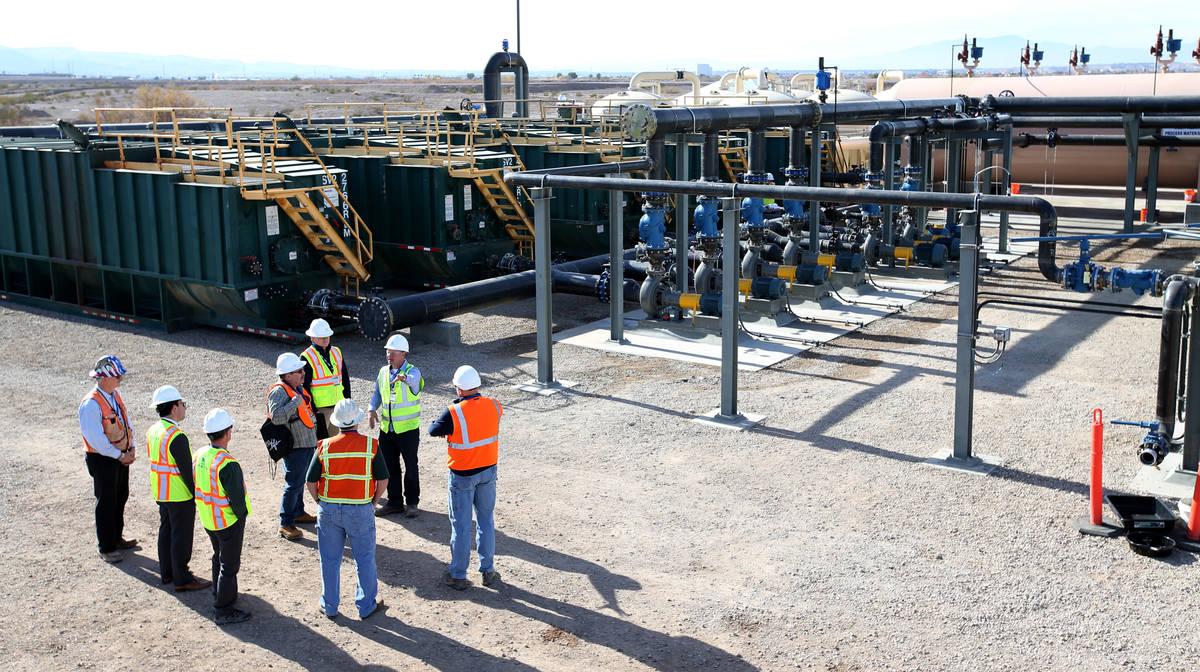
[374,504,405,517]
[481,570,501,587]
[294,513,317,524]
[99,550,123,563]
[441,571,469,591]
[279,525,302,540]
[405,505,419,519]
[214,609,252,625]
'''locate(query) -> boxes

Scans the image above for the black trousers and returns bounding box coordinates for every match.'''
[379,428,419,507]
[85,452,129,553]
[157,500,196,586]
[206,518,245,615]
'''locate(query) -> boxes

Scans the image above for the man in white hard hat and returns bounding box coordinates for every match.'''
[78,355,138,563]
[300,318,351,438]
[268,353,319,540]
[147,385,211,592]
[193,408,251,625]
[368,334,424,518]
[429,364,503,590]
[305,399,389,620]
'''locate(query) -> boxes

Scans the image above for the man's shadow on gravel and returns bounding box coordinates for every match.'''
[342,611,540,672]
[386,517,641,615]
[407,575,755,672]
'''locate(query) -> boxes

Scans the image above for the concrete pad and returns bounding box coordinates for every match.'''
[513,379,577,396]
[1129,452,1198,500]
[410,320,461,346]
[924,448,1004,476]
[692,409,765,431]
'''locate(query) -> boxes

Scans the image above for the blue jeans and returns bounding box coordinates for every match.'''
[280,447,314,526]
[316,500,378,618]
[447,465,497,579]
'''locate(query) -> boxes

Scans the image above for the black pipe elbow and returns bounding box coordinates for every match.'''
[1033,198,1062,283]
[1157,277,1196,439]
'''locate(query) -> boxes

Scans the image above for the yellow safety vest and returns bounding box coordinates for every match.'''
[301,345,345,408]
[146,418,190,503]
[193,446,252,531]
[377,363,422,433]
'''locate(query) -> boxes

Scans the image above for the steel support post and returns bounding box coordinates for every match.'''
[883,141,896,241]
[808,128,823,252]
[953,210,981,459]
[999,131,1013,253]
[720,198,740,419]
[608,177,625,343]
[533,188,554,384]
[945,139,962,226]
[675,133,690,293]
[917,136,931,230]
[1122,112,1142,232]
[1146,145,1161,225]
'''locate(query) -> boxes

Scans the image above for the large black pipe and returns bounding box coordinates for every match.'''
[504,172,1062,282]
[518,158,653,177]
[629,98,965,139]
[868,114,1013,143]
[483,50,530,119]
[982,95,1200,115]
[1010,115,1200,129]
[701,133,720,181]
[1013,133,1200,148]
[552,271,641,301]
[1157,277,1195,441]
[356,251,633,338]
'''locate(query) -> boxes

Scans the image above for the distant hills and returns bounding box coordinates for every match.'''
[1,37,1194,80]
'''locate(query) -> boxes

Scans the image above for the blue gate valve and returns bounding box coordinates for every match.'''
[1060,238,1104,293]
[638,194,669,250]
[1109,267,1163,296]
[782,167,808,219]
[1111,419,1170,467]
[740,173,771,228]
[693,197,720,239]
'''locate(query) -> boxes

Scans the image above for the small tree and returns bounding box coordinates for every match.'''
[466,72,476,80]
[567,72,578,79]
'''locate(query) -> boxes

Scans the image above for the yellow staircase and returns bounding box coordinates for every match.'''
[471,169,535,258]
[267,190,373,294]
[719,146,748,182]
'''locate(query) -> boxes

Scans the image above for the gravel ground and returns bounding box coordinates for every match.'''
[1,228,1198,671]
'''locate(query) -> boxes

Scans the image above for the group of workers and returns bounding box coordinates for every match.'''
[77,318,504,625]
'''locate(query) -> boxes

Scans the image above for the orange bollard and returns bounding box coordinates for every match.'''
[1090,409,1104,525]
[1189,468,1200,541]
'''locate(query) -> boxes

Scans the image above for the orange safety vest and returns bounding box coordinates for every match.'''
[267,382,315,428]
[82,388,131,454]
[316,432,378,504]
[445,395,503,471]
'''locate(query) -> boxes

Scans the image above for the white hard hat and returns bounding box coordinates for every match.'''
[203,408,234,434]
[306,318,334,339]
[452,365,482,390]
[385,334,409,352]
[276,352,306,375]
[329,398,365,428]
[150,385,183,407]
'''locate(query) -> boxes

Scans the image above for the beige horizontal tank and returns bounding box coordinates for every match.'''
[876,72,1200,189]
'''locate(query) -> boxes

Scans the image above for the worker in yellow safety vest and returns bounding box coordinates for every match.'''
[193,408,252,625]
[300,318,351,439]
[146,385,211,592]
[368,334,424,518]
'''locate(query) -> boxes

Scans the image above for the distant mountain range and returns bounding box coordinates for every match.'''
[1,37,1194,79]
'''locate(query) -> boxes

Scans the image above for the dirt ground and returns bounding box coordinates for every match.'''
[2,209,1199,670]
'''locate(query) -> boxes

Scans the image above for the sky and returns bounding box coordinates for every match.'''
[3,0,1198,72]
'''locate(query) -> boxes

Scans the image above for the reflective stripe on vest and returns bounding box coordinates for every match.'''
[378,363,421,433]
[316,433,377,504]
[445,396,501,471]
[302,345,344,408]
[193,447,251,531]
[146,419,190,502]
[81,389,130,454]
[267,382,315,429]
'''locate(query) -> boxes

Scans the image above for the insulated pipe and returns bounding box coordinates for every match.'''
[629,71,702,101]
[504,172,1061,281]
[876,70,905,95]
[1157,277,1195,441]
[626,98,966,139]
[483,50,530,119]
[356,251,633,338]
